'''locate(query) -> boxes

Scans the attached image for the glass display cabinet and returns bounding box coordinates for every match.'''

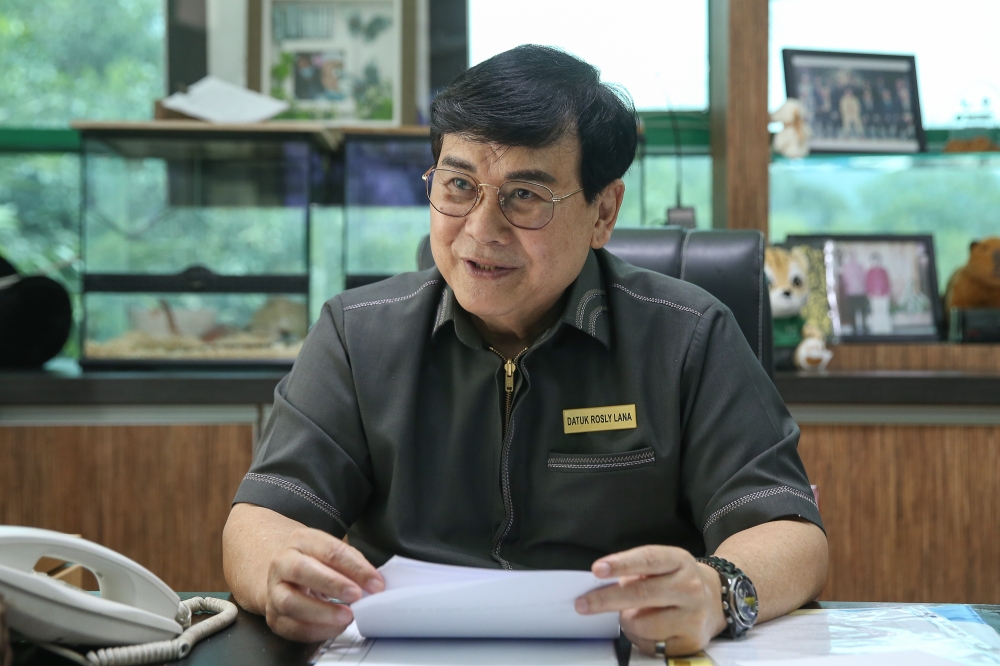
[76,123,340,369]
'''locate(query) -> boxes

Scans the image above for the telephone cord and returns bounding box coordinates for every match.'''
[39,596,238,666]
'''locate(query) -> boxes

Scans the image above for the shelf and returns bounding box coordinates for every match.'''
[825,342,1000,373]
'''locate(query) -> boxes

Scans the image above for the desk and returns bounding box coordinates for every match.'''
[12,597,1000,666]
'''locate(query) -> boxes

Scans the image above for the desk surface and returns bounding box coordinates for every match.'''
[12,596,1000,666]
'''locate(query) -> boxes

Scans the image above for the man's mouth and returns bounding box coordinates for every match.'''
[463,259,516,277]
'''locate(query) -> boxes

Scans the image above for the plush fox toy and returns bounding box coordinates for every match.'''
[765,246,833,371]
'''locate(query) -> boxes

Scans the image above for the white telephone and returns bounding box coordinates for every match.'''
[0,526,237,665]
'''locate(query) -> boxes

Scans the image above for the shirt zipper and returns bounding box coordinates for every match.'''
[488,346,529,437]
[487,345,528,569]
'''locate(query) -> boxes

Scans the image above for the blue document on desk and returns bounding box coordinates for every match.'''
[349,556,620,639]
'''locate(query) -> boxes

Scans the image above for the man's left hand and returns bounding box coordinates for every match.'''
[574,545,727,657]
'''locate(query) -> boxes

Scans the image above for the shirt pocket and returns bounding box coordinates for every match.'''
[546,446,656,473]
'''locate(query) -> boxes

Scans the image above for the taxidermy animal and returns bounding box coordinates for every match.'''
[765,246,832,371]
[945,237,1000,310]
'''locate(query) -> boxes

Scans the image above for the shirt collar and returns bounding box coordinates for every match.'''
[431,249,611,350]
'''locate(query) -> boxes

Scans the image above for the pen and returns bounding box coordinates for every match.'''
[615,629,632,666]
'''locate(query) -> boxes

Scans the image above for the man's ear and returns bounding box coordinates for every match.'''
[590,179,625,250]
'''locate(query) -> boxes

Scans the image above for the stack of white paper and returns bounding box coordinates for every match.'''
[350,556,619,639]
[160,76,289,123]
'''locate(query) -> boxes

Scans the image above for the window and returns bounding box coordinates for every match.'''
[0,0,164,126]
[0,2,164,357]
[771,155,1000,292]
[769,0,1000,128]
[769,0,1000,290]
[469,1,712,228]
[468,0,708,111]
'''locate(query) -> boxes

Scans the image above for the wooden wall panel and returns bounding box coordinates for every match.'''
[798,424,1000,602]
[709,0,771,234]
[0,424,253,592]
[827,343,1000,372]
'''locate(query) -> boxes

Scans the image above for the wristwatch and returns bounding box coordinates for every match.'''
[697,555,759,639]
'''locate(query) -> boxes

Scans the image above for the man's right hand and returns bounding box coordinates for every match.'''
[265,527,385,641]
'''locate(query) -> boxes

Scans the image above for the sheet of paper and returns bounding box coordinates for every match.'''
[706,606,1000,666]
[314,622,665,665]
[160,76,289,123]
[349,556,619,639]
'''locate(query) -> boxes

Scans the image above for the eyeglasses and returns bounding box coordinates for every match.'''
[422,167,583,230]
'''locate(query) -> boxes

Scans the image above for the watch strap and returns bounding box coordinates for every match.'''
[697,555,754,639]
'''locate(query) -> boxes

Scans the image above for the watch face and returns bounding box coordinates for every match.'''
[733,577,759,626]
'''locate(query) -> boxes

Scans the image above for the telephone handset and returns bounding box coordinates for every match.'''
[0,526,236,664]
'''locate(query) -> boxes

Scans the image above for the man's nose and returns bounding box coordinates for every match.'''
[463,184,509,242]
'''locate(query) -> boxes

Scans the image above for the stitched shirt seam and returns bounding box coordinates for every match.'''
[244,473,349,531]
[702,486,817,532]
[343,279,440,311]
[611,283,703,317]
[548,451,654,464]
[434,287,449,330]
[588,306,608,337]
[548,459,655,470]
[574,289,606,328]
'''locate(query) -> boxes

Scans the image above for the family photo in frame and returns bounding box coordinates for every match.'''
[787,234,942,341]
[783,49,926,153]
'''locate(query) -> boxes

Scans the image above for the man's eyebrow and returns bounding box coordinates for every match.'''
[505,169,557,185]
[439,156,477,172]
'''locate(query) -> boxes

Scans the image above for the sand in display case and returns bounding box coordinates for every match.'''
[77,124,338,369]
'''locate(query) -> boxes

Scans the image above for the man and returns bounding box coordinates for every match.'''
[223,45,828,657]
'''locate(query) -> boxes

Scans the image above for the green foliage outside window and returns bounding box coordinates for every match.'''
[771,155,1000,293]
[0,0,163,126]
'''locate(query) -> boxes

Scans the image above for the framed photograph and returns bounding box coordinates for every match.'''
[786,234,942,342]
[783,49,926,153]
[262,0,402,126]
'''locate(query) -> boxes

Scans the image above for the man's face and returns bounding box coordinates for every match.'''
[429,133,618,334]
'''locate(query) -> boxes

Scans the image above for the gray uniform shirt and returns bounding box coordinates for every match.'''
[235,249,822,570]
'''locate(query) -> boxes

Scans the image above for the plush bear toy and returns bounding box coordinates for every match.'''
[765,246,833,371]
[945,237,1000,310]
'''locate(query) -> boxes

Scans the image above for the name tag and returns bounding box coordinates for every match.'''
[563,404,637,434]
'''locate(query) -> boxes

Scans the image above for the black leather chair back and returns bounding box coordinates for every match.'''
[416,227,773,375]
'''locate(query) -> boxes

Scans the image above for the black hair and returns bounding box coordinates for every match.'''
[430,44,639,204]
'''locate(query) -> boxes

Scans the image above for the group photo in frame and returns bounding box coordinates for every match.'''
[783,49,926,153]
[786,234,943,342]
[262,0,402,125]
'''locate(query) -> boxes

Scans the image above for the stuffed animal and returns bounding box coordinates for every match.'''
[945,237,1000,310]
[771,99,812,159]
[765,246,833,371]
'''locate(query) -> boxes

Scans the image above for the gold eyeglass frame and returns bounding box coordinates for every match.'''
[422,166,584,230]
